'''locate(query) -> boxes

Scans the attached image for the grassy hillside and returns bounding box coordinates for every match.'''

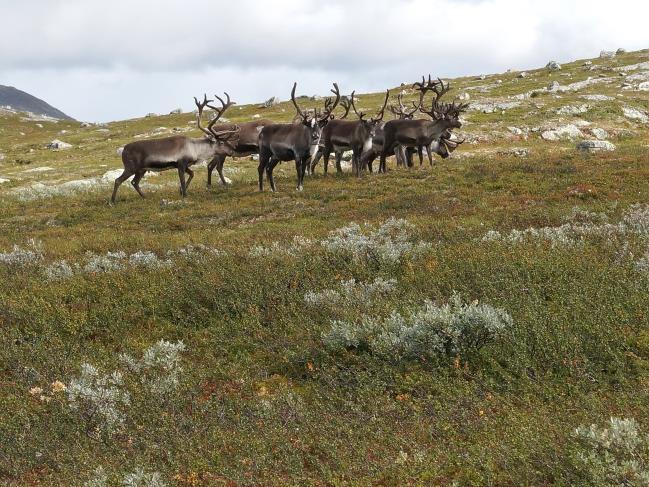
[1,50,649,486]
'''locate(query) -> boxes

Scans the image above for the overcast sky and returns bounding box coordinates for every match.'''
[1,0,647,122]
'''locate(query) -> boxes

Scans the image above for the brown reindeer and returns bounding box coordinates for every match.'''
[257,82,340,192]
[379,78,468,173]
[111,94,239,204]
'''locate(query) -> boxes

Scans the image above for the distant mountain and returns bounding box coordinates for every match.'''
[0,85,74,120]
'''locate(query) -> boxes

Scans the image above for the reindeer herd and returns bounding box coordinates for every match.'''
[110,75,468,204]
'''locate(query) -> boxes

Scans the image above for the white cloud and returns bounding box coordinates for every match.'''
[1,0,647,121]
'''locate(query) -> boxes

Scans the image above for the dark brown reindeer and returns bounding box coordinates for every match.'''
[205,118,272,188]
[257,82,340,192]
[111,94,238,204]
[360,123,460,173]
[310,90,389,176]
[308,96,352,175]
[379,78,468,173]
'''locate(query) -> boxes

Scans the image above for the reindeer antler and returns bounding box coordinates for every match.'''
[339,96,352,119]
[389,93,418,120]
[290,82,307,122]
[318,83,340,123]
[194,94,216,137]
[371,90,390,122]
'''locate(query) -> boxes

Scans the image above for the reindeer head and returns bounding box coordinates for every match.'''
[418,78,469,129]
[435,129,466,159]
[349,90,389,137]
[291,82,340,145]
[194,93,240,154]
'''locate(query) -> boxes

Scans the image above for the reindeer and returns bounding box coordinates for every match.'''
[360,124,460,173]
[257,82,340,192]
[308,96,352,175]
[310,90,389,177]
[110,94,238,204]
[205,118,272,188]
[379,78,468,173]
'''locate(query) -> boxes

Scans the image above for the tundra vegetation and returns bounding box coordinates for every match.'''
[1,49,649,485]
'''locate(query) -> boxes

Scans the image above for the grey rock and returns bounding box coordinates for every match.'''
[600,50,616,59]
[47,139,72,150]
[590,128,609,140]
[116,147,124,156]
[145,112,158,118]
[577,140,616,152]
[548,80,561,91]
[541,124,583,141]
[546,61,562,71]
[260,96,280,108]
[80,122,93,128]
[622,106,649,123]
[617,48,627,54]
[169,108,183,115]
[518,72,528,78]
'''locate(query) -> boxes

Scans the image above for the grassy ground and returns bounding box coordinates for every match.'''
[1,50,649,486]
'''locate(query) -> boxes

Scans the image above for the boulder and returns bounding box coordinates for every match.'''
[599,50,616,59]
[507,126,524,136]
[590,128,609,140]
[260,96,280,108]
[638,82,649,91]
[622,106,649,123]
[47,139,72,150]
[548,80,561,91]
[169,108,183,115]
[518,72,528,78]
[80,122,94,128]
[546,61,562,71]
[556,105,589,115]
[577,140,616,152]
[541,124,583,141]
[145,112,158,118]
[458,92,470,101]
[617,48,627,55]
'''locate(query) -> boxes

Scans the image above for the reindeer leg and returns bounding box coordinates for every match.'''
[310,147,322,175]
[322,147,332,175]
[185,167,194,189]
[131,171,146,198]
[206,155,218,189]
[425,145,434,167]
[110,169,134,205]
[258,151,269,191]
[418,146,424,166]
[177,161,188,197]
[335,151,343,174]
[295,157,303,191]
[267,157,280,192]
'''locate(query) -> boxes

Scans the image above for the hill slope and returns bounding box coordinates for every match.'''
[0,85,74,120]
[0,49,649,486]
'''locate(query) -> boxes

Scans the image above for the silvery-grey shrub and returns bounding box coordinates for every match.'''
[321,217,431,264]
[84,466,108,487]
[122,467,167,487]
[43,260,74,280]
[67,364,130,435]
[249,236,313,257]
[304,277,397,308]
[573,417,649,485]
[119,340,186,395]
[0,239,43,266]
[323,293,512,361]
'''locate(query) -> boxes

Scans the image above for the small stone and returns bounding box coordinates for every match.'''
[35,123,43,128]
[546,61,562,71]
[577,140,616,152]
[548,80,561,91]
[508,126,524,135]
[458,92,470,101]
[590,128,609,140]
[518,72,528,78]
[47,139,72,150]
[116,147,124,156]
[638,82,649,91]
[252,114,261,119]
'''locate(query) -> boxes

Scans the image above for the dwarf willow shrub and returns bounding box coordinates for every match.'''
[304,277,397,309]
[323,293,512,362]
[0,239,43,266]
[573,417,649,486]
[67,364,130,435]
[67,340,185,436]
[483,204,649,248]
[84,466,167,487]
[321,217,431,265]
[119,340,186,395]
